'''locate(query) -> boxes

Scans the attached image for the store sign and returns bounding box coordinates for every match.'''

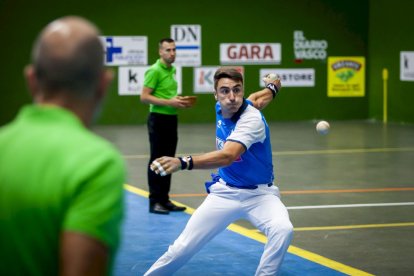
[259,69,315,87]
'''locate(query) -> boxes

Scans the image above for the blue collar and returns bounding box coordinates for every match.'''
[230,98,248,122]
[217,98,248,123]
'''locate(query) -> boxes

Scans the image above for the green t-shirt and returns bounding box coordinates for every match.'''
[0,105,125,276]
[143,59,178,115]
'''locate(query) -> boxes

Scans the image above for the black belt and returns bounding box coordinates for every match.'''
[225,182,273,190]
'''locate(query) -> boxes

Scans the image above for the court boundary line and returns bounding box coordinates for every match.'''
[124,184,373,276]
[293,222,414,231]
[123,146,414,159]
[288,202,414,210]
[169,186,414,198]
[273,146,414,156]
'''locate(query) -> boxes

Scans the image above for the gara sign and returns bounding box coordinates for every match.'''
[220,43,281,65]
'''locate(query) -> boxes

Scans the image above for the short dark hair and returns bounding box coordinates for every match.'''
[213,67,244,91]
[158,38,175,48]
[32,34,104,98]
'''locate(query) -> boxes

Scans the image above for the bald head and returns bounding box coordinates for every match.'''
[32,16,104,98]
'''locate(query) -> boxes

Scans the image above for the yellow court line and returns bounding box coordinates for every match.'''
[124,184,372,276]
[287,246,373,276]
[226,224,373,275]
[124,184,148,197]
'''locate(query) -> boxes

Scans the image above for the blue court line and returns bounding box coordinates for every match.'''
[115,188,372,275]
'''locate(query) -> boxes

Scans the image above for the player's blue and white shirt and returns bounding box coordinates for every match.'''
[215,99,274,187]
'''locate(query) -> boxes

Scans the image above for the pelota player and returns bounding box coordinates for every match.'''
[146,67,293,275]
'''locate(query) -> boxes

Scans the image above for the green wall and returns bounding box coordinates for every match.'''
[5,0,408,126]
[368,0,414,123]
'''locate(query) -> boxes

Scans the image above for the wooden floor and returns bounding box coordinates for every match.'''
[94,120,414,275]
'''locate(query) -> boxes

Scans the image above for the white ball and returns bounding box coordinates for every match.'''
[316,121,330,135]
[267,73,278,80]
[263,73,280,82]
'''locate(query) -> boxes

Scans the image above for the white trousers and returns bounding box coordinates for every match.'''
[144,181,293,276]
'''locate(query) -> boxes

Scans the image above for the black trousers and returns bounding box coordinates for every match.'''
[147,113,178,205]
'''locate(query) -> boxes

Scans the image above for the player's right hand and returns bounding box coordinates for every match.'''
[150,157,181,176]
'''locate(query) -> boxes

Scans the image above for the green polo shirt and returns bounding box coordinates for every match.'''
[143,59,178,115]
[0,105,125,275]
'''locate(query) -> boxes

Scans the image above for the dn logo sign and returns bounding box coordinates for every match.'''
[171,25,201,45]
[171,25,202,66]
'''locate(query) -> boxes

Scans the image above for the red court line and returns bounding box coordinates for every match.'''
[169,187,414,198]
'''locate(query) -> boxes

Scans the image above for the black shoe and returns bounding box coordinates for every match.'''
[163,201,186,212]
[149,203,170,215]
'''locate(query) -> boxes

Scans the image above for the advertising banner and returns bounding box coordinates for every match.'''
[220,43,281,65]
[171,25,201,67]
[293,30,328,62]
[194,66,244,93]
[400,51,414,81]
[259,69,315,87]
[100,36,147,66]
[327,57,365,97]
[118,66,182,95]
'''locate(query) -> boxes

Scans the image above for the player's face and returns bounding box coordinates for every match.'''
[159,42,176,65]
[215,78,244,118]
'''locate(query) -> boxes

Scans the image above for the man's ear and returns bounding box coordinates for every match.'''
[214,92,218,101]
[96,69,113,100]
[24,65,39,100]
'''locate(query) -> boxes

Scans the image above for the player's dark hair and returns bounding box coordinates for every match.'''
[159,38,175,48]
[213,67,244,91]
[32,34,104,99]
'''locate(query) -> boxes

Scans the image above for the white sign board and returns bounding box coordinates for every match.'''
[260,69,315,87]
[100,36,147,66]
[220,43,281,65]
[193,66,245,93]
[118,66,182,95]
[171,25,201,67]
[400,51,414,81]
[194,67,219,93]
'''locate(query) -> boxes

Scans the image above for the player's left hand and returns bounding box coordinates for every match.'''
[150,156,181,176]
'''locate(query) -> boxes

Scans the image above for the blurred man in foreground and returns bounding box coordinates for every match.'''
[0,16,126,275]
